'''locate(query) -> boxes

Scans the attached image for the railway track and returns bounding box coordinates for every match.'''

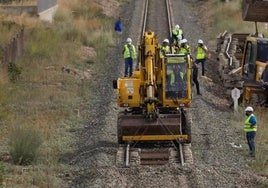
[116,0,193,167]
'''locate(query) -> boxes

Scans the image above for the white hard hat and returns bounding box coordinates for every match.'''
[245,106,254,112]
[198,39,204,44]
[181,39,187,43]
[163,39,169,43]
[126,38,132,43]
[175,25,180,30]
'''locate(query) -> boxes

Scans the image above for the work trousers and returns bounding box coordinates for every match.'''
[193,67,200,94]
[246,131,256,155]
[196,58,206,76]
[124,57,133,77]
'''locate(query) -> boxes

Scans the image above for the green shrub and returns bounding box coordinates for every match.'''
[8,62,21,82]
[9,126,43,165]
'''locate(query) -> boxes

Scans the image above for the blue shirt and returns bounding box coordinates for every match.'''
[248,115,257,126]
[115,20,122,32]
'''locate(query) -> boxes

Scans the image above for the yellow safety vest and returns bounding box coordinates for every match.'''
[172,29,183,37]
[160,45,170,58]
[170,71,184,84]
[179,45,190,54]
[244,114,257,132]
[123,44,136,59]
[196,46,206,60]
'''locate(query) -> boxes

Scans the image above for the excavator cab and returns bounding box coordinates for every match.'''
[241,37,268,105]
[163,55,192,107]
[242,37,268,79]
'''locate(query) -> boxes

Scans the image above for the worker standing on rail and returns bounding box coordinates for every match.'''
[195,39,208,76]
[123,38,137,77]
[244,106,257,157]
[160,39,171,58]
[172,24,183,45]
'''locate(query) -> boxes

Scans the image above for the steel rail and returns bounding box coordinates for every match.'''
[139,0,173,44]
[166,0,173,38]
[140,0,149,43]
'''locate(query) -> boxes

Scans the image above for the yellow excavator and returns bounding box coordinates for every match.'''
[240,36,268,105]
[240,0,268,105]
[113,31,192,146]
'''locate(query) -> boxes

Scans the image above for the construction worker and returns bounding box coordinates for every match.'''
[192,62,201,95]
[114,17,123,44]
[123,38,137,77]
[173,65,187,97]
[172,44,180,54]
[195,39,208,76]
[160,39,171,58]
[179,39,191,55]
[172,25,183,45]
[244,106,257,157]
[170,65,185,85]
[114,17,123,34]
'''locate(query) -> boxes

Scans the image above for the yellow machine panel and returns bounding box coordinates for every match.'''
[117,78,141,107]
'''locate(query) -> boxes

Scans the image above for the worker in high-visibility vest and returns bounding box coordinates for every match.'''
[160,39,171,58]
[172,24,183,45]
[195,39,208,76]
[244,106,257,157]
[170,69,184,85]
[123,37,137,77]
[178,39,191,55]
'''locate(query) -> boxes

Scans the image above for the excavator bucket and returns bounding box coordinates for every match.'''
[117,110,191,144]
[242,0,268,22]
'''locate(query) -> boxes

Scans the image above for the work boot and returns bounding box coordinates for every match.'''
[249,151,255,157]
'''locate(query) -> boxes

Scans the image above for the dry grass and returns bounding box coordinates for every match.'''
[0,0,116,186]
[249,108,268,175]
[210,0,268,38]
[230,107,268,176]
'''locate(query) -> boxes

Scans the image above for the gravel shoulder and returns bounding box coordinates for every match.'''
[66,0,268,187]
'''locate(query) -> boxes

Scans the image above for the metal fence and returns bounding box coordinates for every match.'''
[1,28,24,65]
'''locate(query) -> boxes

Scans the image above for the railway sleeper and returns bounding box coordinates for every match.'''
[116,145,193,166]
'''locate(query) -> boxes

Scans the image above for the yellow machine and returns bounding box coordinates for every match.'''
[240,0,268,105]
[113,31,192,144]
[241,36,268,105]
